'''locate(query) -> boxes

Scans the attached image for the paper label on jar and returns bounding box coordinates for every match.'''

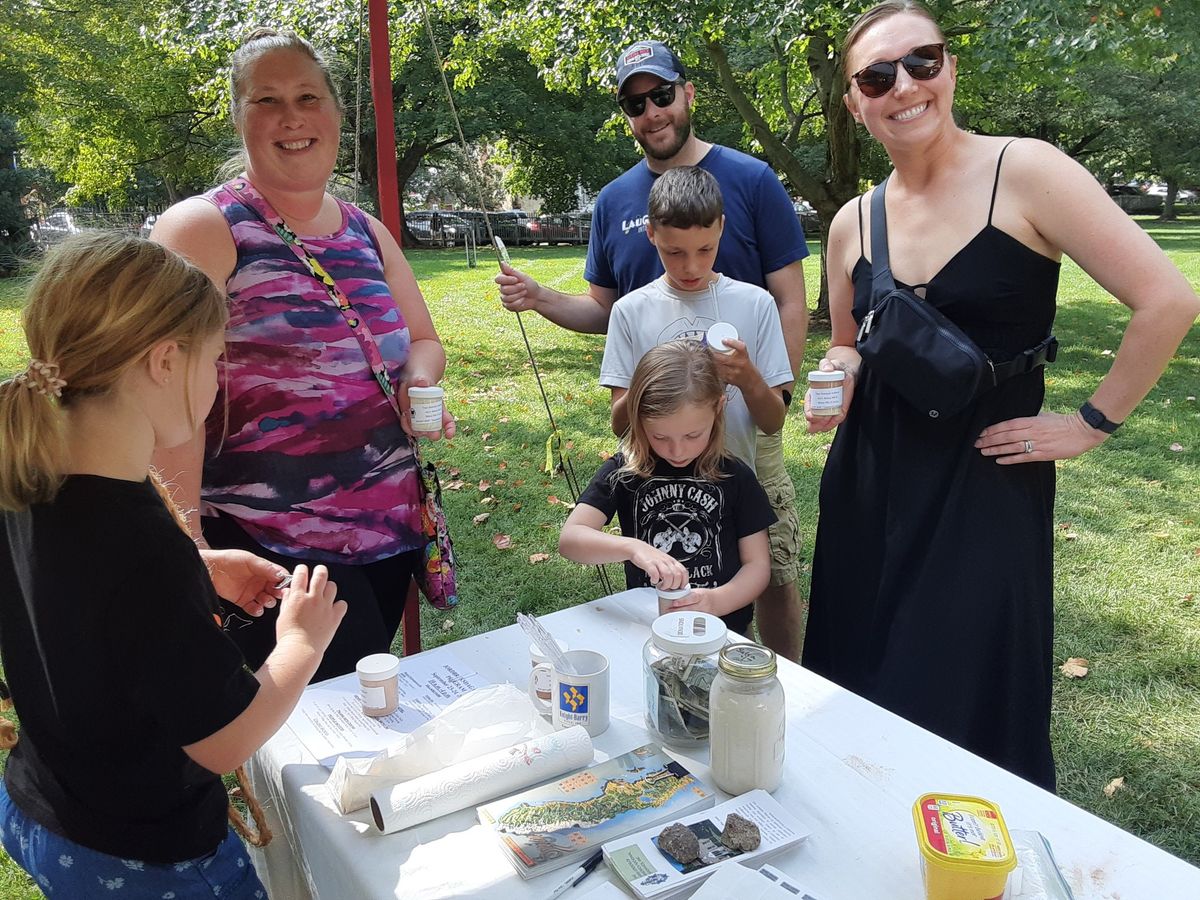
[359,684,386,709]
[410,398,442,431]
[809,385,844,410]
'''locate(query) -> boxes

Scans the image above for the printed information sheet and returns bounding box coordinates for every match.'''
[287,653,486,765]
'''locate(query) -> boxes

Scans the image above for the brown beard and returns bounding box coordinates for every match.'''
[637,107,692,161]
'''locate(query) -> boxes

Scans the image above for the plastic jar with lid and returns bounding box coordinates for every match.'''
[643,611,727,747]
[708,643,785,793]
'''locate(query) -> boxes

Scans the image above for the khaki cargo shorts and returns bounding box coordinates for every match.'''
[754,428,802,587]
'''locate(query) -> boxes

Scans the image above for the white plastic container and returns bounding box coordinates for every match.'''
[644,612,727,746]
[656,583,692,616]
[706,322,739,354]
[356,653,401,717]
[709,643,785,793]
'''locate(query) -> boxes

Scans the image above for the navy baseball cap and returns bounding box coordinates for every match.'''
[616,40,687,96]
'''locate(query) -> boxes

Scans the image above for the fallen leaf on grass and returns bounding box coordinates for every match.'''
[1103,776,1125,798]
[1062,531,1079,541]
[499,461,508,470]
[1060,657,1089,678]
[481,432,492,443]
[480,496,499,506]
[513,479,525,487]
[1101,349,1113,357]
[512,503,523,512]
[1169,443,1184,453]
[441,618,455,632]
[1187,396,1196,402]
[499,416,510,423]
[529,553,550,564]
[444,479,466,491]
[472,513,490,525]
[478,479,491,491]
[494,479,505,486]
[547,495,560,505]
[493,533,513,550]
[1058,522,1072,530]
[448,468,461,478]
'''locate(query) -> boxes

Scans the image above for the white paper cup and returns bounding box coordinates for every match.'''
[408,385,444,433]
[706,322,739,354]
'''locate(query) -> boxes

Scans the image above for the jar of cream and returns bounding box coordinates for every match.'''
[356,653,401,717]
[807,369,846,416]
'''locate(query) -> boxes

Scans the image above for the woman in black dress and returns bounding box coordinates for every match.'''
[803,0,1199,790]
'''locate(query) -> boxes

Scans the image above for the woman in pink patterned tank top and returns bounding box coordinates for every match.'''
[152,28,455,681]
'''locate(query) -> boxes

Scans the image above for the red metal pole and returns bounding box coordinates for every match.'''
[367,0,403,244]
[368,0,421,654]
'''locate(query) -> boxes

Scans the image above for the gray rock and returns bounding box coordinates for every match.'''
[720,812,761,851]
[657,822,701,863]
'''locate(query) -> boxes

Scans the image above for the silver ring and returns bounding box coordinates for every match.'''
[1023,439,1034,454]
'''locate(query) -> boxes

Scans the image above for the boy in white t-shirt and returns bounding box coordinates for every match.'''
[602,166,793,470]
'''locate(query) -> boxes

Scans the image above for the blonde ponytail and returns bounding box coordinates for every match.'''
[0,232,227,512]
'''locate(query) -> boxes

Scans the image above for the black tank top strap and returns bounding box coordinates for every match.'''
[858,192,867,257]
[988,139,1021,226]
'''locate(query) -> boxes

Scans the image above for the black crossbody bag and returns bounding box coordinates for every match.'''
[855,176,1057,419]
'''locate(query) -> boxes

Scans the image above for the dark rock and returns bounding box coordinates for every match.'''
[720,812,761,851]
[657,822,701,863]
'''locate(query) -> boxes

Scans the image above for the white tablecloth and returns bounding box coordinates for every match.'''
[248,589,1200,899]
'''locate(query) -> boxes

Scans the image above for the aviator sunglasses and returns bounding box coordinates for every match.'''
[851,43,945,99]
[618,80,683,118]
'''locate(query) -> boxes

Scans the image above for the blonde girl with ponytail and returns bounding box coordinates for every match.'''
[0,232,345,898]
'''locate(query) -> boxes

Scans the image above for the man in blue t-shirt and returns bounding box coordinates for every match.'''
[495,40,809,661]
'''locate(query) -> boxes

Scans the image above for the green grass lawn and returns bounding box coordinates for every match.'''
[0,221,1197,894]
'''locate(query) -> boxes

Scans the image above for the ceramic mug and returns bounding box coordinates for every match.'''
[529,639,569,702]
[529,649,610,737]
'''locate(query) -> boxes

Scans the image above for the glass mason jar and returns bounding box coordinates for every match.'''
[709,643,785,793]
[643,611,727,747]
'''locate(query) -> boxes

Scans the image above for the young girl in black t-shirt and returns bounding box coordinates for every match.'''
[0,233,346,898]
[560,340,774,634]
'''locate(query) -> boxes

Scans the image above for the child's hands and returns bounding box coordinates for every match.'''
[201,548,287,617]
[629,542,689,591]
[665,587,734,617]
[274,564,346,657]
[709,339,757,390]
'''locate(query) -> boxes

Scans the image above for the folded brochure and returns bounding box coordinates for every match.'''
[602,790,811,899]
[477,743,715,879]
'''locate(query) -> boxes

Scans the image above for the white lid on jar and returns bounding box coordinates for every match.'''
[356,652,401,680]
[407,386,444,399]
[706,322,738,353]
[807,370,846,383]
[651,611,728,656]
[656,584,692,600]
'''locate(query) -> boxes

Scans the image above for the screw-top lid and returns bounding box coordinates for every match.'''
[656,584,692,601]
[807,370,846,383]
[356,652,401,680]
[706,321,738,353]
[718,643,777,678]
[651,611,727,656]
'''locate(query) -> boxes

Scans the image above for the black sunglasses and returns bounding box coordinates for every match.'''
[618,80,682,118]
[851,43,945,99]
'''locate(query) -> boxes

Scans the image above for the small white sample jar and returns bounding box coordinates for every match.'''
[356,653,401,717]
[709,643,785,793]
[408,385,444,433]
[656,583,692,616]
[807,369,846,416]
[706,322,739,354]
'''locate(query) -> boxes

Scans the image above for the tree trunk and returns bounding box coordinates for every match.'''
[706,31,860,322]
[1162,176,1178,221]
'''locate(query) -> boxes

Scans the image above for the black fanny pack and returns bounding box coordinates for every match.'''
[855,176,1056,420]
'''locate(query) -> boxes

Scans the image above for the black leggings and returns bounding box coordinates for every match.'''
[202,514,421,683]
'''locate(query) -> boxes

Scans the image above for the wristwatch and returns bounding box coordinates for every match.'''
[1079,400,1122,433]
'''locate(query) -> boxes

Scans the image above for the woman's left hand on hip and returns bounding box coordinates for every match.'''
[975,410,1107,463]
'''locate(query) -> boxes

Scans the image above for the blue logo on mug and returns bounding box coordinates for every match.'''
[559,683,588,715]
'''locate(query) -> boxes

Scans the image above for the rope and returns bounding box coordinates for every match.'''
[227,765,274,847]
[353,0,366,206]
[415,1,614,595]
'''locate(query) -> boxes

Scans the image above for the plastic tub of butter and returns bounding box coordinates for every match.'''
[912,793,1016,900]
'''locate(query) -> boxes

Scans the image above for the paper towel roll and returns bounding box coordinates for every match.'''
[369,726,593,834]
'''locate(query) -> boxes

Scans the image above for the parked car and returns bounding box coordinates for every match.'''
[452,210,539,246]
[1106,184,1162,214]
[794,200,820,236]
[407,210,474,246]
[530,213,591,245]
